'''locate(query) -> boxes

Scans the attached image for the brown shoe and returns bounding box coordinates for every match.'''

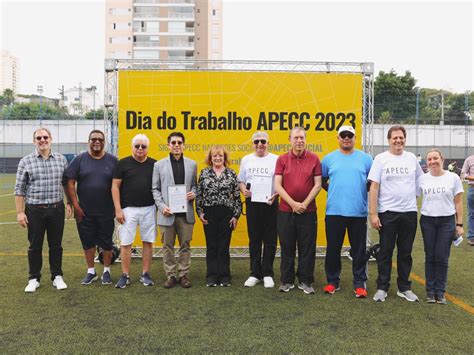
[468,239,474,246]
[179,275,192,288]
[164,276,177,289]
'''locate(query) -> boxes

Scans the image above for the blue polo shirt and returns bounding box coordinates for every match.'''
[322,149,373,217]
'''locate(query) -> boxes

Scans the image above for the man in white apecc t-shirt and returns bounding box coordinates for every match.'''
[368,125,424,303]
[238,131,279,289]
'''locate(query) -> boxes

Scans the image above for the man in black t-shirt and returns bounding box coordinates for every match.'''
[66,130,118,286]
[111,134,157,289]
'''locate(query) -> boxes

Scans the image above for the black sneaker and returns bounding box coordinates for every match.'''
[220,281,231,287]
[139,272,154,286]
[115,274,131,289]
[206,281,218,287]
[81,272,98,285]
[101,271,112,285]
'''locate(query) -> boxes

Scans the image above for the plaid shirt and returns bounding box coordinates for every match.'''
[14,149,68,205]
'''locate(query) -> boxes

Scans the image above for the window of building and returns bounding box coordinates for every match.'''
[212,9,216,16]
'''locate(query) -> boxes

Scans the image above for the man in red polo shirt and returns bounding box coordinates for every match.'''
[275,126,322,294]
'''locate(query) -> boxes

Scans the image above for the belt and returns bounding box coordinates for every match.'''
[28,201,63,209]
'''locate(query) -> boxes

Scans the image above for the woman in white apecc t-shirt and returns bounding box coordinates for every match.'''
[416,149,464,305]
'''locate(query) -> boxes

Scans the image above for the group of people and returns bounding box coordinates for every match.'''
[14,125,473,305]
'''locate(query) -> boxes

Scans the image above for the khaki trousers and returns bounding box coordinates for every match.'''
[159,216,194,278]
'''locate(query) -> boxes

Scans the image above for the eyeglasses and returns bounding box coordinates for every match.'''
[170,141,183,146]
[35,136,49,141]
[134,144,148,149]
[90,138,104,143]
[253,139,267,145]
[339,132,354,139]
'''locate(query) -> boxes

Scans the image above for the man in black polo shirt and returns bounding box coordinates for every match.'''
[15,127,73,292]
[66,130,118,285]
[152,132,197,288]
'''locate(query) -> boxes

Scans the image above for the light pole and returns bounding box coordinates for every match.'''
[37,85,43,125]
[90,85,97,129]
[415,88,421,154]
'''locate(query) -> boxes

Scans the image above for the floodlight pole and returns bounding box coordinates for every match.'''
[37,85,43,125]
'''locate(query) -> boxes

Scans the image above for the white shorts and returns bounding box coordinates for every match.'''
[118,206,157,246]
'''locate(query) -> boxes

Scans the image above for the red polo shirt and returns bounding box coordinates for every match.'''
[275,149,322,212]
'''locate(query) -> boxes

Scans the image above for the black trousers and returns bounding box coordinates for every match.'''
[325,215,368,289]
[245,198,278,279]
[25,203,65,281]
[203,206,233,284]
[376,211,418,292]
[277,211,316,284]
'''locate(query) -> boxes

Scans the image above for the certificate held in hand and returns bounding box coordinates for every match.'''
[168,185,187,213]
[251,175,273,203]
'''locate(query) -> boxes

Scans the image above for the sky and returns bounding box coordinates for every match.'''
[1,0,472,99]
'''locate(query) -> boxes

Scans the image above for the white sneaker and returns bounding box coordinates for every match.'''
[373,289,387,302]
[263,276,275,288]
[397,290,419,302]
[25,279,40,293]
[52,275,68,290]
[244,276,261,287]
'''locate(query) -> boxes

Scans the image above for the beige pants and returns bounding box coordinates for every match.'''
[159,216,194,278]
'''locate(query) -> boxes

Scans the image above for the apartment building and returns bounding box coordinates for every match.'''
[105,0,222,60]
[0,50,19,93]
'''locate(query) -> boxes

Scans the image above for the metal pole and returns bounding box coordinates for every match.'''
[37,85,43,126]
[415,88,420,154]
[440,90,444,126]
[91,85,97,129]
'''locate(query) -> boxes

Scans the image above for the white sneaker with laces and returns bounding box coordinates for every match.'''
[52,275,68,290]
[397,290,419,302]
[244,276,261,287]
[263,276,275,288]
[373,289,387,302]
[25,279,40,293]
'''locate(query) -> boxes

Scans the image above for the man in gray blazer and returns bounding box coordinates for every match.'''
[152,132,197,288]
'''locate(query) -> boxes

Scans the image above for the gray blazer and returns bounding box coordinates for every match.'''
[152,155,197,226]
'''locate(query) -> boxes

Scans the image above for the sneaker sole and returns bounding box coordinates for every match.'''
[324,288,340,295]
[397,291,419,302]
[279,285,295,292]
[81,275,99,285]
[140,279,154,286]
[355,293,367,298]
[298,285,315,294]
[101,280,113,285]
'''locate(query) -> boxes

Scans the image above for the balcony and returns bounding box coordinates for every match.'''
[134,0,194,4]
[133,42,160,48]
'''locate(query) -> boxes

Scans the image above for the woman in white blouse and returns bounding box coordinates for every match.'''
[416,149,464,305]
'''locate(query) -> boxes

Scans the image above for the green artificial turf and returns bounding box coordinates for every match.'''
[0,173,472,353]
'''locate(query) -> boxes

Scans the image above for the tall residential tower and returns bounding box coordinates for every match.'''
[105,0,222,60]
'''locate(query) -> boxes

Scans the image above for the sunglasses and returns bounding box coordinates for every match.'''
[339,132,354,139]
[134,144,148,149]
[35,136,49,141]
[90,138,104,143]
[170,141,183,146]
[253,139,267,145]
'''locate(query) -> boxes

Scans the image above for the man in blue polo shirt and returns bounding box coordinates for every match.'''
[321,126,373,298]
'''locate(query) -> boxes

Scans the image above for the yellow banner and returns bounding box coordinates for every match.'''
[117,70,363,247]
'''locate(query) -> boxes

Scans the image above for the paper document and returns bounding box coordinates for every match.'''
[251,175,273,203]
[168,185,187,213]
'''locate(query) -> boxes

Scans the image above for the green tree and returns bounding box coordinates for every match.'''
[374,70,417,121]
[85,109,111,120]
[0,102,68,120]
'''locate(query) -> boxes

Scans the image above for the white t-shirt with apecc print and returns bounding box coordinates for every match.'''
[417,171,464,217]
[368,150,424,213]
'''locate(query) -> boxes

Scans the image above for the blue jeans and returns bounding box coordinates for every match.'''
[420,214,455,297]
[468,187,474,240]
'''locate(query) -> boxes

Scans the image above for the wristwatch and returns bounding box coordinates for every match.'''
[456,223,463,227]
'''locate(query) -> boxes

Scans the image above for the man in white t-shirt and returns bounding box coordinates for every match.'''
[238,131,279,288]
[368,125,424,302]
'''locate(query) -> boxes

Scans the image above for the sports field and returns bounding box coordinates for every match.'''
[0,173,472,353]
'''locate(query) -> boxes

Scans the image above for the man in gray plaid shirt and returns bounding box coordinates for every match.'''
[15,128,72,293]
